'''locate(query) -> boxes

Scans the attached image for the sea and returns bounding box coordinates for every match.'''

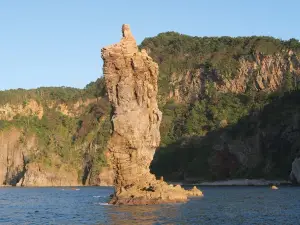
[1,186,300,225]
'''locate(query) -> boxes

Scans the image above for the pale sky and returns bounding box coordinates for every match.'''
[1,0,299,90]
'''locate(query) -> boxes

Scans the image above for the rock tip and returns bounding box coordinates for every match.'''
[122,24,133,38]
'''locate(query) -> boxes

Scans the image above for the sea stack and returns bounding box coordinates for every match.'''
[101,24,203,205]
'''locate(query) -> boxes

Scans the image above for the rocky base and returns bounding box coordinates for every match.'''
[17,162,80,187]
[109,179,203,205]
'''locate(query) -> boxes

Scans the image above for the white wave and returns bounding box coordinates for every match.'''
[95,202,111,206]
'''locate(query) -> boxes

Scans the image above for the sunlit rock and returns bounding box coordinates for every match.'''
[101,24,203,205]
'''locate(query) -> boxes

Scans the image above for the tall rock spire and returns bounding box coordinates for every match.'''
[101,24,203,205]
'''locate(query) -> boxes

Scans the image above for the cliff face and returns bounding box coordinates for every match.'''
[163,51,300,103]
[0,127,81,186]
[208,94,300,180]
[218,51,300,93]
[152,91,300,182]
[102,24,202,205]
[0,98,98,121]
[142,33,300,182]
[2,32,300,186]
[0,100,44,121]
[48,98,98,117]
[0,89,113,187]
[19,162,80,187]
[0,128,36,185]
[0,125,113,187]
[141,33,300,104]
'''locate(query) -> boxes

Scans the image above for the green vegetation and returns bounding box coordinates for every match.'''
[140,32,300,98]
[2,33,300,184]
[0,77,106,107]
[0,87,85,106]
[84,77,107,99]
[0,77,111,184]
[154,89,269,180]
[141,33,300,181]
[153,89,300,181]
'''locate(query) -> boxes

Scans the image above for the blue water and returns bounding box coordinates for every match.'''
[1,186,300,225]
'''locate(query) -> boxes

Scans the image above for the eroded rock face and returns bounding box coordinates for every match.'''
[18,162,80,187]
[0,127,81,187]
[165,51,300,103]
[0,98,98,121]
[217,52,300,93]
[96,167,114,186]
[101,24,203,205]
[0,100,44,121]
[0,128,36,186]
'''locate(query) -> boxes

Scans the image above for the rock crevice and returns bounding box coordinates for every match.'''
[102,24,203,205]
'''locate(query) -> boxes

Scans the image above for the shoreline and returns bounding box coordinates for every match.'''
[0,179,294,188]
[168,179,293,186]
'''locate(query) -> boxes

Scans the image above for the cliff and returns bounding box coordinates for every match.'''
[0,85,113,187]
[0,125,113,187]
[102,24,202,205]
[138,33,300,182]
[0,128,35,185]
[2,32,300,186]
[0,127,79,186]
[141,33,300,103]
[163,50,300,103]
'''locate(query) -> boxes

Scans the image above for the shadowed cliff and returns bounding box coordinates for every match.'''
[151,90,300,182]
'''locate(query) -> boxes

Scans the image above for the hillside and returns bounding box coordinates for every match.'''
[140,33,300,182]
[0,79,112,186]
[2,33,300,186]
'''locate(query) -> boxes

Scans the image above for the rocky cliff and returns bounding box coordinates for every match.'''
[0,128,35,185]
[152,90,300,182]
[141,33,300,104]
[18,162,80,187]
[0,98,98,121]
[218,51,300,93]
[165,51,300,103]
[0,127,81,186]
[102,24,203,205]
[0,100,44,121]
[2,31,300,186]
[141,33,300,183]
[0,86,113,187]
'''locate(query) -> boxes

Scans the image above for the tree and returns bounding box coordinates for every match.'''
[84,77,107,99]
[283,72,294,92]
[185,100,210,136]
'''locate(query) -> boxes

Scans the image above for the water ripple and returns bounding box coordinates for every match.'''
[1,186,300,224]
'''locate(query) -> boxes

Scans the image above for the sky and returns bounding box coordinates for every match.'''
[0,0,299,90]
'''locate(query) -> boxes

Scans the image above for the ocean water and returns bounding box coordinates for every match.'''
[1,186,300,225]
